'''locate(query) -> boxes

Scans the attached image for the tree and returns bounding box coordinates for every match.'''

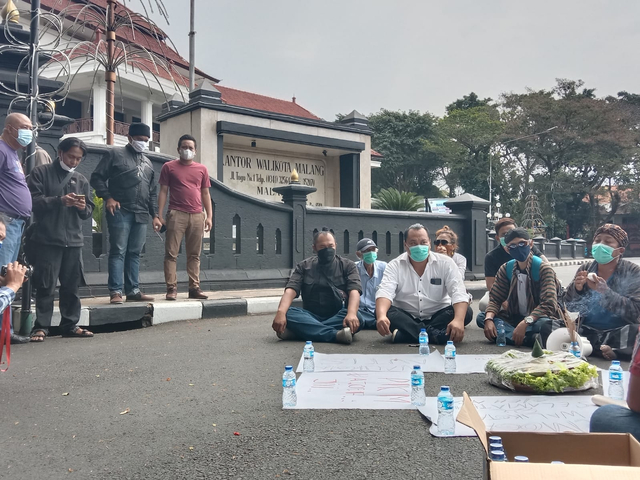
[445,92,492,114]
[371,188,424,211]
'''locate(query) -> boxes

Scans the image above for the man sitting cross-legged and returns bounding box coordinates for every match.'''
[375,223,472,345]
[271,228,363,344]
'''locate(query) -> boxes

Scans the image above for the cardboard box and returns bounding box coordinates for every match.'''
[457,391,640,479]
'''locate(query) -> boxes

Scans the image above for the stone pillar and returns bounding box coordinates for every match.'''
[533,236,546,256]
[567,238,577,258]
[575,238,587,258]
[274,177,317,267]
[339,153,360,208]
[550,237,562,259]
[444,193,490,279]
[93,80,107,141]
[141,99,153,129]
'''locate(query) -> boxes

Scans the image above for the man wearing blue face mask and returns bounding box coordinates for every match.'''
[0,113,35,344]
[480,228,564,347]
[355,238,387,329]
[565,224,640,360]
[375,223,472,344]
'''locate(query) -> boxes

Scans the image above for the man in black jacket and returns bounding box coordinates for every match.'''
[90,123,161,304]
[27,137,94,341]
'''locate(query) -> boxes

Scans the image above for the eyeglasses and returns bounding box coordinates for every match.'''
[434,239,450,246]
[507,241,529,249]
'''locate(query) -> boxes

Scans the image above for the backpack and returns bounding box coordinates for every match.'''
[505,255,543,282]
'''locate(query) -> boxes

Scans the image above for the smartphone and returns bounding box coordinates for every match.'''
[74,194,85,199]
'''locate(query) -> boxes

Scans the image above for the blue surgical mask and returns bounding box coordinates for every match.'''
[409,245,430,262]
[592,243,617,264]
[362,251,377,264]
[500,237,507,247]
[17,128,33,147]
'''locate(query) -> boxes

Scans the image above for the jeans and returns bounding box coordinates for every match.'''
[0,217,25,333]
[106,209,147,295]
[285,307,363,343]
[358,307,377,329]
[476,314,553,347]
[387,305,474,344]
[590,404,640,442]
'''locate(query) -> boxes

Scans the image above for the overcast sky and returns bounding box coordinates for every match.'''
[146,0,640,121]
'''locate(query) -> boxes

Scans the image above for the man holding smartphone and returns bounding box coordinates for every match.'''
[27,137,94,341]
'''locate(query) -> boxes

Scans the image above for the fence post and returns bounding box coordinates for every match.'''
[567,238,577,259]
[550,237,562,259]
[575,238,587,258]
[274,173,317,268]
[444,193,489,279]
[533,236,546,256]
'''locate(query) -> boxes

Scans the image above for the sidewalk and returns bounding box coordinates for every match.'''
[15,258,591,331]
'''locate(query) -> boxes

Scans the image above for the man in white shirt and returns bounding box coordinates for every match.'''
[375,223,472,344]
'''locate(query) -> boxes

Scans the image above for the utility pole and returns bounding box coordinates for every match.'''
[188,0,195,91]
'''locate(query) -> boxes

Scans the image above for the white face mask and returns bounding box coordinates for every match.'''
[59,160,75,172]
[132,140,148,153]
[179,149,195,161]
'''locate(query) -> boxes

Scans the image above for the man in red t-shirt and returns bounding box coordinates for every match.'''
[157,134,212,300]
[590,325,640,441]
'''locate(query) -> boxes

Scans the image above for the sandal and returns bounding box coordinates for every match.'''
[62,327,94,338]
[30,330,46,342]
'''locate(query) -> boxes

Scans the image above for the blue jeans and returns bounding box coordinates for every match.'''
[106,209,147,295]
[359,307,377,329]
[590,404,640,442]
[285,307,363,343]
[0,217,24,333]
[476,314,552,347]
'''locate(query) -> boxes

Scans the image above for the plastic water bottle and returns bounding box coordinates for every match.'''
[303,341,315,372]
[437,386,455,436]
[569,341,581,358]
[282,366,297,407]
[490,450,506,462]
[496,320,506,347]
[410,365,426,406]
[514,456,529,463]
[444,341,456,373]
[608,360,624,400]
[489,436,506,458]
[419,328,430,356]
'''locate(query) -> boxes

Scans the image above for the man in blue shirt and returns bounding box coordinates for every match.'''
[355,238,387,329]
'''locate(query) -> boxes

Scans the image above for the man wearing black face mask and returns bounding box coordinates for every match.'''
[271,228,363,344]
[478,228,564,347]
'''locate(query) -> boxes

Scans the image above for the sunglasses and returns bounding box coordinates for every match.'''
[434,239,450,246]
[507,241,529,249]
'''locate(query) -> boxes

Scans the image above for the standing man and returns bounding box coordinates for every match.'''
[27,137,94,341]
[355,238,387,329]
[375,223,471,344]
[0,112,34,344]
[91,123,160,304]
[272,228,362,344]
[157,134,212,300]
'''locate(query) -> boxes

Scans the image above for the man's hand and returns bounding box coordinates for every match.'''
[74,195,86,211]
[204,217,213,233]
[152,217,164,232]
[105,198,120,215]
[574,271,588,292]
[0,262,27,292]
[483,318,497,341]
[512,320,528,346]
[376,316,391,336]
[446,318,465,343]
[272,311,287,334]
[500,300,509,312]
[61,193,76,207]
[343,312,360,333]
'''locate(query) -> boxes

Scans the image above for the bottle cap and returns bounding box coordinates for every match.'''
[420,328,426,332]
[514,456,529,462]
[306,341,312,344]
[447,340,453,345]
[488,436,502,444]
[440,386,450,391]
[285,366,293,371]
[490,450,505,460]
[413,365,420,370]
[550,461,564,464]
[612,360,621,366]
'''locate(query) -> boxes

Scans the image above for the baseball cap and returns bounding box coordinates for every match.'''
[356,238,377,252]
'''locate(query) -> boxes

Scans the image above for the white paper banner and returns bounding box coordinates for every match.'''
[450,355,498,374]
[296,352,445,373]
[289,371,414,409]
[419,395,598,437]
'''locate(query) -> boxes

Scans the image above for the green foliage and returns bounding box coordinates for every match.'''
[92,191,103,233]
[371,188,424,211]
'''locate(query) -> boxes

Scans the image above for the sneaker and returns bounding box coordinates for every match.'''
[276,328,296,341]
[166,286,177,301]
[391,329,399,343]
[110,293,124,304]
[126,292,153,302]
[188,288,208,300]
[335,327,352,345]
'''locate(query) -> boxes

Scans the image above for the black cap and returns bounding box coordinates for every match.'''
[356,238,377,252]
[129,122,151,138]
[504,227,530,244]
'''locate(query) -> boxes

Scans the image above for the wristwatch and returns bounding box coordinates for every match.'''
[524,316,535,325]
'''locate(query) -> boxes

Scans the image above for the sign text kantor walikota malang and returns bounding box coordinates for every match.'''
[223,149,326,205]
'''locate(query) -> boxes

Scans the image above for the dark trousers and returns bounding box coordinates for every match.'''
[387,305,473,344]
[32,244,83,335]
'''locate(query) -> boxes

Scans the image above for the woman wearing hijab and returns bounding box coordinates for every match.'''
[565,224,640,360]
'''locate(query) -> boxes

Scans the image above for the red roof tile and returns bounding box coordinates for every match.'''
[371,149,383,158]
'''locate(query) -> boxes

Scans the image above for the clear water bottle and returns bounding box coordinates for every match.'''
[489,436,506,458]
[608,360,624,400]
[490,450,506,462]
[496,320,506,347]
[444,341,456,373]
[303,341,315,372]
[569,341,581,358]
[410,365,426,406]
[419,328,430,356]
[282,366,297,407]
[437,386,455,436]
[514,456,529,463]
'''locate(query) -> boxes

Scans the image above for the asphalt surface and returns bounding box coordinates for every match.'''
[1,294,619,480]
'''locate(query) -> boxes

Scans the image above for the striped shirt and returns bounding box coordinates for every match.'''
[0,286,16,316]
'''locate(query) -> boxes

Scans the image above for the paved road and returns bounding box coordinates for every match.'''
[1,299,615,480]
